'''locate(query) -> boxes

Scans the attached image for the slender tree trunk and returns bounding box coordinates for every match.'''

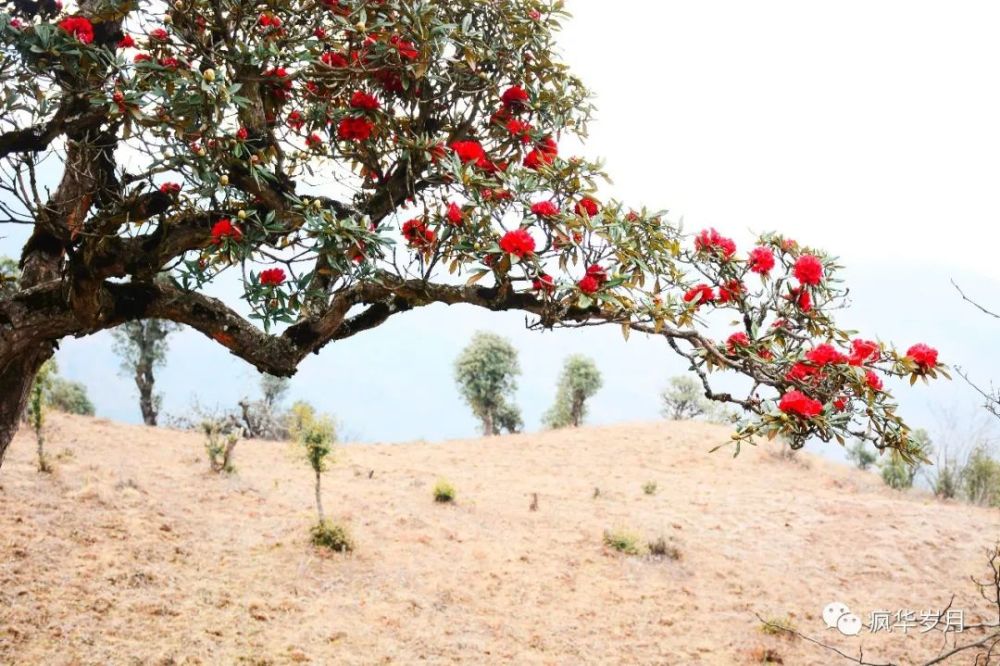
[314,469,325,524]
[135,360,157,426]
[0,342,53,469]
[571,394,585,428]
[482,408,494,437]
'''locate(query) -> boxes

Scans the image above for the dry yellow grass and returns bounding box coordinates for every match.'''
[1,413,998,664]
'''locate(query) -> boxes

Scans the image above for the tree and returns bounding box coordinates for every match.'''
[879,428,932,490]
[46,376,96,416]
[660,376,710,420]
[111,320,179,425]
[454,332,522,436]
[27,359,56,472]
[846,440,877,471]
[238,373,291,439]
[543,354,601,428]
[0,1,941,469]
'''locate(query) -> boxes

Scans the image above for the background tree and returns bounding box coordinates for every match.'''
[238,373,291,439]
[660,376,710,421]
[543,354,601,428]
[0,0,942,468]
[454,332,522,436]
[27,359,56,472]
[111,320,179,426]
[879,428,932,490]
[846,440,877,471]
[45,375,95,416]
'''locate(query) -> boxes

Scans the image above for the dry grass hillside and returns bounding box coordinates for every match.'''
[1,413,998,665]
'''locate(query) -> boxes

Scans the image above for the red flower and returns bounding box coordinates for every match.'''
[117,34,135,48]
[833,396,848,411]
[236,127,249,140]
[402,218,436,248]
[906,343,938,370]
[337,117,374,141]
[159,182,181,195]
[786,362,819,383]
[149,27,169,42]
[350,90,380,111]
[314,27,327,39]
[717,279,744,303]
[793,254,824,285]
[531,200,559,217]
[158,57,182,70]
[578,275,600,295]
[501,85,529,110]
[506,118,533,142]
[446,202,464,225]
[306,132,323,148]
[586,264,609,285]
[287,110,305,131]
[789,287,812,312]
[59,16,94,44]
[778,390,823,418]
[683,283,715,306]
[865,369,883,391]
[450,140,489,168]
[532,273,555,293]
[259,268,286,286]
[499,229,535,258]
[210,219,242,245]
[849,339,879,366]
[694,228,736,259]
[726,332,751,353]
[321,51,348,67]
[133,53,151,63]
[805,343,848,366]
[575,197,600,217]
[748,246,775,274]
[523,148,554,170]
[390,34,419,59]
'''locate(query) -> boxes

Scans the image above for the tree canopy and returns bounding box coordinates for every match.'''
[0,0,943,465]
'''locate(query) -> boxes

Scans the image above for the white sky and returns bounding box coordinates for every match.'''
[6,1,1000,450]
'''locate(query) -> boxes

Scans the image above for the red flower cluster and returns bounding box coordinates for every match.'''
[506,118,533,143]
[748,246,775,274]
[337,117,374,141]
[59,16,94,44]
[210,219,242,245]
[117,34,135,48]
[788,286,812,312]
[523,136,557,170]
[531,200,559,218]
[865,369,883,391]
[906,343,938,370]
[349,91,380,111]
[532,273,556,293]
[805,343,848,366]
[321,51,348,68]
[778,390,823,418]
[450,140,491,169]
[236,127,249,141]
[575,197,600,217]
[287,110,305,131]
[793,254,823,285]
[578,265,608,295]
[849,339,879,366]
[717,279,744,303]
[446,202,464,225]
[694,228,736,259]
[159,182,181,195]
[683,283,715,306]
[501,85,529,111]
[306,132,324,148]
[149,28,169,42]
[390,34,419,59]
[259,268,286,286]
[402,218,436,248]
[726,332,750,353]
[499,229,535,258]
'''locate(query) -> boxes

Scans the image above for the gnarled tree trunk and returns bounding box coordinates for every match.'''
[135,359,157,426]
[0,339,55,468]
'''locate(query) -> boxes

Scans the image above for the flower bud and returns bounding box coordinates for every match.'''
[202,68,216,82]
[237,210,247,220]
[219,174,229,186]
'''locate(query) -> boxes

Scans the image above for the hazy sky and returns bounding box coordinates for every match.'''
[4,1,1000,453]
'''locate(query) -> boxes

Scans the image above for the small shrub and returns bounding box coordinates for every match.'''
[310,521,354,552]
[961,446,1000,507]
[202,419,240,473]
[847,441,877,471]
[759,615,797,637]
[647,536,681,560]
[603,528,643,555]
[46,377,95,416]
[433,479,456,503]
[642,480,658,495]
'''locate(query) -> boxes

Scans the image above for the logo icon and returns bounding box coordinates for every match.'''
[823,601,862,636]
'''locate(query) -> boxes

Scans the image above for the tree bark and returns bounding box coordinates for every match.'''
[135,360,157,426]
[482,409,495,437]
[0,340,54,468]
[314,469,325,524]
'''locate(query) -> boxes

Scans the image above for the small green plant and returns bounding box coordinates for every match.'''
[28,360,56,473]
[310,521,354,553]
[603,528,643,556]
[647,536,681,560]
[433,479,456,503]
[759,615,797,636]
[847,440,877,471]
[642,480,658,495]
[201,419,239,473]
